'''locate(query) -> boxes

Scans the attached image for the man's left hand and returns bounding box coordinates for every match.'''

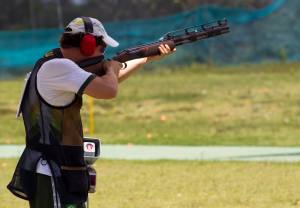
[146,44,176,62]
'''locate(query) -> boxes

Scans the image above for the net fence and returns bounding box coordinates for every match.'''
[1,0,299,75]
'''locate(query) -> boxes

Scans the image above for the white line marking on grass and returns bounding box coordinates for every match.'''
[1,145,300,162]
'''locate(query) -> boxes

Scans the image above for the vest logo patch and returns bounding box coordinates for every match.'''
[44,51,54,58]
[84,142,95,153]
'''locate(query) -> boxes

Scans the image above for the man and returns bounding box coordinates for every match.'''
[7,17,174,208]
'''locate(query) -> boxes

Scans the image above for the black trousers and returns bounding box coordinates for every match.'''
[29,173,86,208]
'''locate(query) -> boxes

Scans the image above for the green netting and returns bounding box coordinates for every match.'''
[1,0,298,75]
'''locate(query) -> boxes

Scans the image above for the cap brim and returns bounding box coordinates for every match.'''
[103,35,119,47]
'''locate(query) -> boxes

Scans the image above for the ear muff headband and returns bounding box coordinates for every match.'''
[82,16,93,33]
[80,17,96,56]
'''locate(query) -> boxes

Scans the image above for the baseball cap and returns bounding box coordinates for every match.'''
[65,17,119,47]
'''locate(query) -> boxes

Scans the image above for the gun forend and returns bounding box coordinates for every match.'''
[113,40,176,62]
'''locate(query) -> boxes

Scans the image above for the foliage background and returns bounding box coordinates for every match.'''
[1,0,272,30]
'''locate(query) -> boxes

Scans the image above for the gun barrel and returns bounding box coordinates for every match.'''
[174,25,229,46]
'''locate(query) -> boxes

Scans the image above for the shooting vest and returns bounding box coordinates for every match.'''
[7,48,100,204]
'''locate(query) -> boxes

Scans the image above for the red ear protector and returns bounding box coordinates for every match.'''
[80,17,96,56]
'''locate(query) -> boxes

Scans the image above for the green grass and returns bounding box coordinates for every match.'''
[1,62,300,146]
[2,159,300,208]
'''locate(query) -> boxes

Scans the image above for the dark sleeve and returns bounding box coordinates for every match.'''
[77,74,97,96]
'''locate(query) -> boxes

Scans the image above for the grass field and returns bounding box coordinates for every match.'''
[1,62,300,146]
[1,159,300,208]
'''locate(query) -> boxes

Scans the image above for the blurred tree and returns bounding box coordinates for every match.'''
[0,0,272,30]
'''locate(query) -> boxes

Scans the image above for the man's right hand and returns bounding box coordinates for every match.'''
[84,60,122,99]
[104,60,123,77]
